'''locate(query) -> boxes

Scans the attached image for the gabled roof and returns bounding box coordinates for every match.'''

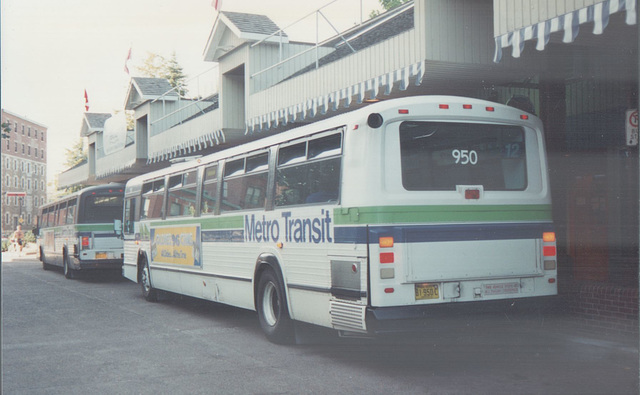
[223,11,285,37]
[125,77,178,110]
[203,11,287,62]
[80,112,112,137]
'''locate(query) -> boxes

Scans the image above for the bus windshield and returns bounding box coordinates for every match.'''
[79,195,124,223]
[399,121,527,191]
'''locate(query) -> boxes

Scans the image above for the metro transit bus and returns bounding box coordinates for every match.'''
[120,96,557,343]
[37,184,125,278]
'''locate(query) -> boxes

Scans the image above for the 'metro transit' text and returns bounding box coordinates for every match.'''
[244,210,333,244]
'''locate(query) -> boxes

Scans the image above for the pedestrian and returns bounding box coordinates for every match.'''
[11,225,25,254]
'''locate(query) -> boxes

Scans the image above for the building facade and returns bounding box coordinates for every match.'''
[1,109,48,234]
[56,0,637,333]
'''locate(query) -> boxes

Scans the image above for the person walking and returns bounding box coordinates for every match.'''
[11,225,25,254]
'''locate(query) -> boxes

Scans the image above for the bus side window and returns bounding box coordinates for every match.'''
[221,152,269,212]
[167,171,197,217]
[201,164,218,215]
[275,133,342,207]
[57,202,68,226]
[66,199,77,224]
[141,180,165,220]
[124,197,136,234]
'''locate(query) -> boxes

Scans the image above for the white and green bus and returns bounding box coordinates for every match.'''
[121,96,557,343]
[37,184,125,278]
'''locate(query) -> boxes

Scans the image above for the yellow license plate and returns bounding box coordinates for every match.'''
[415,283,440,300]
[95,252,108,259]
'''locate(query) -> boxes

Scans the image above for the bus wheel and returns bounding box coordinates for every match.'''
[63,254,75,279]
[256,269,294,344]
[40,249,50,271]
[140,258,158,302]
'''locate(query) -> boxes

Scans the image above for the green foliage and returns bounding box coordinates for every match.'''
[65,138,87,168]
[369,0,410,17]
[137,51,188,96]
[61,138,87,195]
[1,122,11,139]
[24,231,36,244]
[1,239,9,252]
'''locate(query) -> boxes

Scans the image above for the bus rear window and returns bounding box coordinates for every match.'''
[80,195,124,223]
[399,121,527,191]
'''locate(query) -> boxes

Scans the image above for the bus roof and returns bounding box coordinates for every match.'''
[125,95,542,192]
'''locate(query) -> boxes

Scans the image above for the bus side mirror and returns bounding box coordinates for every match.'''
[114,219,122,237]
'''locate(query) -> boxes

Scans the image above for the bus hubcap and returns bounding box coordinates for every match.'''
[262,282,279,327]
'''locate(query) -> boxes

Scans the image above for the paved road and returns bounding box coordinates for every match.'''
[2,252,638,394]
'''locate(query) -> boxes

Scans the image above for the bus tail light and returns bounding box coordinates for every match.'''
[465,189,480,200]
[380,252,394,264]
[543,232,556,242]
[81,236,90,250]
[439,104,449,109]
[543,246,556,257]
[486,106,495,112]
[463,104,472,109]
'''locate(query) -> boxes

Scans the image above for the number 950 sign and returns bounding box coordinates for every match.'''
[452,149,478,165]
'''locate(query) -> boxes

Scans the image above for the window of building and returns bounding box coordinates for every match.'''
[21,125,24,134]
[28,127,31,137]
[28,146,31,156]
[22,144,25,154]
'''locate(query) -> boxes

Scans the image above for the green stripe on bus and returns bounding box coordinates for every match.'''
[333,205,552,225]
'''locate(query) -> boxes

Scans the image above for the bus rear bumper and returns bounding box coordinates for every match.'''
[366,296,557,334]
[70,257,123,271]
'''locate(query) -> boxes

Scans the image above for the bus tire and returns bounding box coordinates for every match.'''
[63,253,75,279]
[256,268,294,344]
[40,248,50,270]
[140,257,158,302]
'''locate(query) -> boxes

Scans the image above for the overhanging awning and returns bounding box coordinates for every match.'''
[494,0,637,62]
[246,60,425,134]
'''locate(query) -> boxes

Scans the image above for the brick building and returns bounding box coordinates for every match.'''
[1,109,48,235]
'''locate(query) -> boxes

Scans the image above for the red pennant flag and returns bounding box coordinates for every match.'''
[84,89,89,112]
[212,0,222,11]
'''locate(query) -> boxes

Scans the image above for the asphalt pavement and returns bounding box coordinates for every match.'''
[2,248,638,394]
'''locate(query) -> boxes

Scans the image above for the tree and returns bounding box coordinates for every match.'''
[137,51,188,96]
[61,138,87,194]
[1,122,11,139]
[369,0,410,18]
[64,138,87,168]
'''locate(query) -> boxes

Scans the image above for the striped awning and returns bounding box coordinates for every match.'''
[494,0,637,62]
[246,60,425,134]
[147,130,226,164]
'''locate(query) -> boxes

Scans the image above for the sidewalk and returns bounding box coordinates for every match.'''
[2,243,38,263]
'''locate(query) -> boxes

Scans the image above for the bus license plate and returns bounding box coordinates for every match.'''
[95,252,107,259]
[415,283,439,300]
